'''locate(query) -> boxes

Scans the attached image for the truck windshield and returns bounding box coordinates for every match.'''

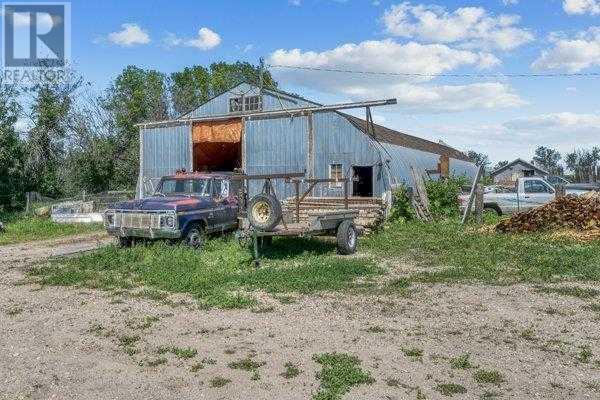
[157,178,211,196]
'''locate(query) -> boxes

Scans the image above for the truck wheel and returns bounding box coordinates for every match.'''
[184,224,205,249]
[248,194,282,231]
[336,220,357,255]
[118,237,133,248]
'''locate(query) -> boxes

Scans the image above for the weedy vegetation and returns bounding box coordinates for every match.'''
[281,362,302,379]
[312,353,374,400]
[474,369,505,385]
[157,346,198,359]
[450,353,472,370]
[209,376,231,388]
[435,383,467,396]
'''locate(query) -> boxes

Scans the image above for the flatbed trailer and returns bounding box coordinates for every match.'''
[235,173,359,264]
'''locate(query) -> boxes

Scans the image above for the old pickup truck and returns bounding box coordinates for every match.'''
[458,177,594,215]
[459,177,585,216]
[104,172,240,248]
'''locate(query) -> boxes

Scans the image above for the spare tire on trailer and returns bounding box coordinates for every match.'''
[336,220,358,255]
[248,194,282,231]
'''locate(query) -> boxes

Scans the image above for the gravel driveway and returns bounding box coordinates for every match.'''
[1,236,599,400]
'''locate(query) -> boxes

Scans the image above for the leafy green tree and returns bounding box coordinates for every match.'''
[208,61,277,95]
[170,66,211,116]
[105,66,169,189]
[532,146,562,175]
[466,150,490,169]
[25,70,83,197]
[492,160,509,171]
[0,81,24,209]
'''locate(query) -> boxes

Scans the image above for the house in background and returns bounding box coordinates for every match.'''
[136,82,477,205]
[491,158,549,184]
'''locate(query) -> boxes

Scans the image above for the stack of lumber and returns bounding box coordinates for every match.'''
[282,197,385,230]
[496,192,600,233]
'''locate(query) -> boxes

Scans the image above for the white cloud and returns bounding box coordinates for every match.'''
[270,39,500,81]
[504,112,600,131]
[502,0,519,5]
[163,27,221,50]
[382,2,533,51]
[563,0,600,15]
[566,86,578,93]
[107,23,150,47]
[268,39,527,113]
[289,0,301,5]
[532,27,600,71]
[383,2,534,50]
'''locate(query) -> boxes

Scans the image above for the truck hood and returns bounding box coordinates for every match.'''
[111,196,213,212]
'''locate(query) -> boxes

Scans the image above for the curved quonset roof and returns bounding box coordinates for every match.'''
[490,158,549,177]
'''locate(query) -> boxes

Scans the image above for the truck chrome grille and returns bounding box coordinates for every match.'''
[113,212,163,229]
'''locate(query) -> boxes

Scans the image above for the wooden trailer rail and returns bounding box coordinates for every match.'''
[236,172,350,224]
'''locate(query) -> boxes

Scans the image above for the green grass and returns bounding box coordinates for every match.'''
[312,353,374,400]
[474,369,505,385]
[281,362,302,379]
[157,346,197,359]
[209,376,231,388]
[450,353,473,370]
[402,347,423,359]
[435,383,467,396]
[29,237,381,308]
[363,220,600,284]
[0,213,102,245]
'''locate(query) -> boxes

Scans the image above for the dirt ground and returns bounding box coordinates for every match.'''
[1,237,599,400]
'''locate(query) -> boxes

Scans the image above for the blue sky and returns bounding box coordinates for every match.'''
[60,0,600,162]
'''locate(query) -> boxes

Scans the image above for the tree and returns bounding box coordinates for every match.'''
[169,61,277,117]
[467,150,490,169]
[532,146,562,175]
[25,69,83,197]
[492,160,509,171]
[0,81,24,209]
[105,66,169,189]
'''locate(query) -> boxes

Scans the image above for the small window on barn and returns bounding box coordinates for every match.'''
[244,95,262,111]
[329,164,343,188]
[229,97,243,112]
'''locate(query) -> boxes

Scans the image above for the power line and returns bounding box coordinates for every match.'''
[268,64,600,79]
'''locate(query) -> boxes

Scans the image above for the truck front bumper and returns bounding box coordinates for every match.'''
[106,227,182,239]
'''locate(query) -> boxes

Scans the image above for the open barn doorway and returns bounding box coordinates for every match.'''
[352,166,373,197]
[192,118,242,172]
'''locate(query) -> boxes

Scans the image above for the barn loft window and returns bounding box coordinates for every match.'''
[229,97,243,112]
[329,163,343,188]
[244,95,262,111]
[228,95,262,113]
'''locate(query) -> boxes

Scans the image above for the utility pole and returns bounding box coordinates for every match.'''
[258,57,265,95]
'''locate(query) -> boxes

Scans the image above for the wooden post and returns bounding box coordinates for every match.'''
[474,184,484,223]
[25,192,30,215]
[439,154,450,178]
[294,180,300,223]
[461,165,484,224]
[343,179,349,210]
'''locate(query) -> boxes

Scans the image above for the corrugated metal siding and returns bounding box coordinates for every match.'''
[140,124,191,197]
[244,116,308,199]
[450,159,478,183]
[312,112,382,197]
[186,83,314,118]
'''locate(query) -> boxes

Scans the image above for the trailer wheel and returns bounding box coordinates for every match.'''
[184,224,205,249]
[248,194,282,231]
[336,220,357,255]
[118,237,133,248]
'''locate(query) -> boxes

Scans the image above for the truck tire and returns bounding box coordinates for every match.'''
[248,194,282,231]
[483,204,502,216]
[336,220,357,255]
[184,223,205,249]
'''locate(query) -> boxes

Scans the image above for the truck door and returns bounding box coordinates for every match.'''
[212,179,237,230]
[521,179,555,210]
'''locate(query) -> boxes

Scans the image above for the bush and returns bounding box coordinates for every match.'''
[425,177,467,219]
[388,177,467,222]
[388,185,415,222]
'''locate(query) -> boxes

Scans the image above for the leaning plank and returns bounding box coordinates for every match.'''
[461,165,484,224]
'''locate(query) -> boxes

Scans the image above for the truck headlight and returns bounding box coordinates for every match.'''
[105,212,114,226]
[161,215,175,229]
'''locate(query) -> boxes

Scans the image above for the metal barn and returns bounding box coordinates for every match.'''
[137,82,477,205]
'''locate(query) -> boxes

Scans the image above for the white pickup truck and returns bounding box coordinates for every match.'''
[459,177,591,216]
